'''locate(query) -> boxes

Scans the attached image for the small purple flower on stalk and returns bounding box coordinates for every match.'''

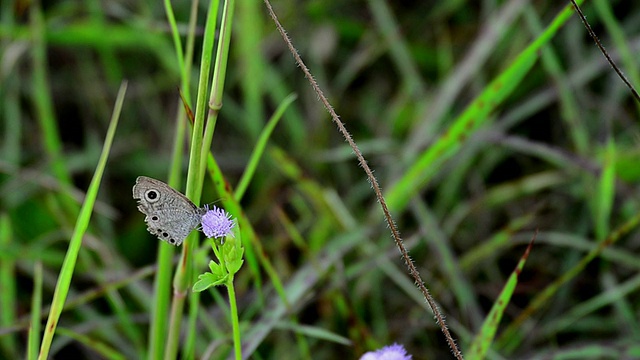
[201,205,234,240]
[360,343,412,360]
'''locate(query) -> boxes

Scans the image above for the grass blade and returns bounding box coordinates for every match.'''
[386,0,586,212]
[497,211,640,351]
[27,262,43,360]
[234,93,297,201]
[55,328,126,360]
[37,82,127,359]
[467,234,536,359]
[0,215,18,358]
[593,139,616,240]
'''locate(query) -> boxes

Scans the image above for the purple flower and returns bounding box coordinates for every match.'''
[360,343,412,360]
[201,205,235,239]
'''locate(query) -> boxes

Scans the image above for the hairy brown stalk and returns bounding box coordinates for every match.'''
[570,0,640,103]
[262,1,464,358]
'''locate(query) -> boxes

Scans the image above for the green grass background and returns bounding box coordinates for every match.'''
[2,0,640,359]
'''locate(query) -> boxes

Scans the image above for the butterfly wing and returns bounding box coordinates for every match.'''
[132,176,204,246]
[144,208,204,246]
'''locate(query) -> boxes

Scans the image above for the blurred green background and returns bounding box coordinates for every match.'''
[2,0,640,359]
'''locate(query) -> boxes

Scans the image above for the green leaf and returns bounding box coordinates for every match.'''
[208,260,224,278]
[227,259,244,275]
[192,272,227,292]
[222,233,245,275]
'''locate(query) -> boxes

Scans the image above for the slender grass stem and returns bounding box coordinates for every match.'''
[38,82,127,360]
[227,277,241,360]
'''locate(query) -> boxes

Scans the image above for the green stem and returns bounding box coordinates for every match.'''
[163,291,186,360]
[163,2,219,358]
[198,0,236,183]
[226,275,241,360]
[27,262,43,360]
[149,1,200,358]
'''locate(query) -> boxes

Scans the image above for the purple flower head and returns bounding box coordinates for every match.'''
[360,343,412,360]
[201,205,235,239]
